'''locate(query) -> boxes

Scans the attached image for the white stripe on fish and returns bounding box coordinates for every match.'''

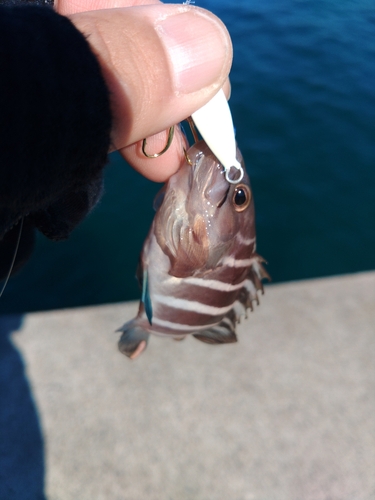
[153,294,235,316]
[220,256,257,268]
[236,234,256,246]
[151,317,219,333]
[182,276,248,292]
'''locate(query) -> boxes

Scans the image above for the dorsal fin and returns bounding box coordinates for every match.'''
[234,255,271,316]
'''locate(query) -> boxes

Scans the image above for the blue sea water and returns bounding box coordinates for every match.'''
[1,0,374,313]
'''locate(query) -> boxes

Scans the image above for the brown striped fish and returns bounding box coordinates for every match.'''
[118,140,269,359]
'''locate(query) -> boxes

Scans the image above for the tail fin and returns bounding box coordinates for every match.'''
[117,320,150,360]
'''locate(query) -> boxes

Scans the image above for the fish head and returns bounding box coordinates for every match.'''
[184,141,254,243]
[154,140,255,277]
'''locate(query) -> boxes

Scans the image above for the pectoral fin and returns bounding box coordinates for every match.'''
[168,216,210,278]
[141,269,153,325]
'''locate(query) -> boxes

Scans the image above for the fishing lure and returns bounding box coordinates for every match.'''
[117,91,269,359]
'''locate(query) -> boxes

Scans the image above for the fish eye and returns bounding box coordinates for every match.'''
[232,184,251,212]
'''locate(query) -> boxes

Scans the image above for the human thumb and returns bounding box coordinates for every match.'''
[70,4,232,150]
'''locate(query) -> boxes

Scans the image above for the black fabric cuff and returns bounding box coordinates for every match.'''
[0,5,112,240]
[0,1,54,6]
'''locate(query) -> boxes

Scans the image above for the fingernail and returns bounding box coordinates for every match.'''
[156,8,231,95]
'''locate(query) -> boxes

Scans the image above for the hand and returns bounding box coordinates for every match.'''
[55,0,232,182]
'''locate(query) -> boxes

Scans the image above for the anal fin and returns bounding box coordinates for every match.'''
[193,318,237,345]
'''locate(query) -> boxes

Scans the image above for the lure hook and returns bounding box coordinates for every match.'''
[183,148,193,166]
[141,113,243,185]
[186,117,199,144]
[142,126,175,158]
[182,117,199,166]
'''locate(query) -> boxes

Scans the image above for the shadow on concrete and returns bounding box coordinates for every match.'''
[0,315,45,500]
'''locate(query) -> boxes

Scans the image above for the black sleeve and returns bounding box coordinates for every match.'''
[0,5,112,244]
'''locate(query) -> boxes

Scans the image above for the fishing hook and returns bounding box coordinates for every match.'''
[142,126,175,158]
[181,117,199,166]
[141,115,243,184]
[183,148,193,166]
[186,117,199,144]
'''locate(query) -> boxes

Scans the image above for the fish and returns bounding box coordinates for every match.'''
[118,140,269,359]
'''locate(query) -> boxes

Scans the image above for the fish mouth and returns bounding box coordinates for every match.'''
[187,140,232,207]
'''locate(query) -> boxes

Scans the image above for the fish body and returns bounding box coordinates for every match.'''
[118,140,269,358]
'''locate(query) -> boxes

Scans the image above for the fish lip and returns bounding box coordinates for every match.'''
[202,164,229,207]
[216,186,230,208]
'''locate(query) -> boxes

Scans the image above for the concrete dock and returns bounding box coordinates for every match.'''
[1,271,374,499]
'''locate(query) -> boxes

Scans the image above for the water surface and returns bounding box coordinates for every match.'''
[1,0,374,312]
